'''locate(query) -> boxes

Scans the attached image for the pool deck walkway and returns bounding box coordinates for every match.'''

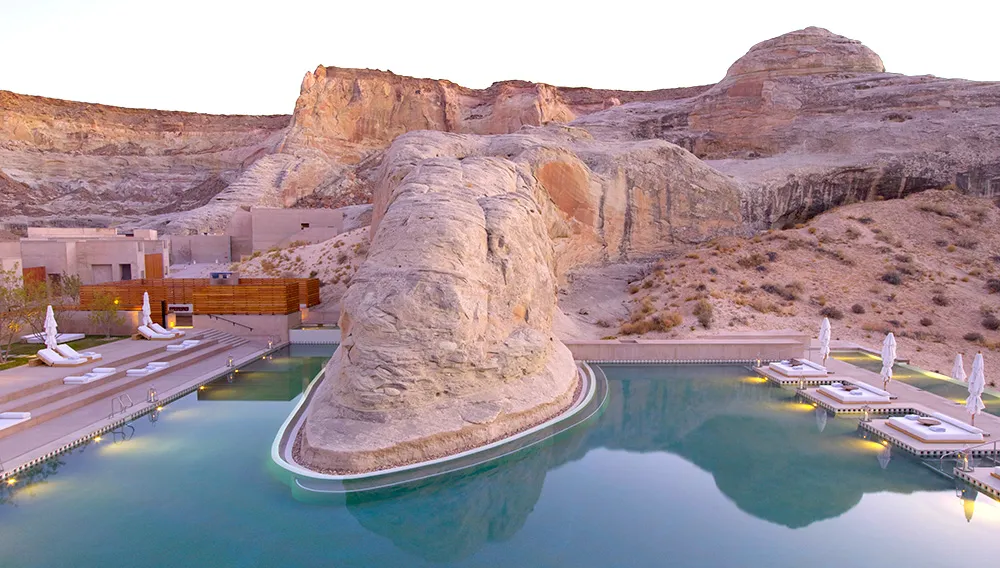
[777,349,1000,459]
[955,467,1000,501]
[0,333,269,480]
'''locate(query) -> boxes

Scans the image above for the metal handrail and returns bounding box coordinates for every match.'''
[108,393,135,419]
[205,314,253,332]
[939,439,1000,473]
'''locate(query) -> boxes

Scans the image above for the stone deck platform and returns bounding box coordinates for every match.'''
[955,466,1000,501]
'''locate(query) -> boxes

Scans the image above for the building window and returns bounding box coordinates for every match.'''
[47,273,62,286]
[120,263,132,281]
[300,223,310,229]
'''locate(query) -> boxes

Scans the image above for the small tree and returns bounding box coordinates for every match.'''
[88,292,125,338]
[0,265,26,362]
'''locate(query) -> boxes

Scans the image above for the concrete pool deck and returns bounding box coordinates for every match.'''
[0,332,268,480]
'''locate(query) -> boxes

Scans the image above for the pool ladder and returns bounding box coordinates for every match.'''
[108,393,135,419]
[936,440,1000,478]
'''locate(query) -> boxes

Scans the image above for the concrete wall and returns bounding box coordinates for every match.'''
[564,338,808,362]
[18,237,168,284]
[51,310,143,337]
[26,227,118,238]
[249,208,346,252]
[0,241,21,273]
[226,209,253,260]
[192,312,301,343]
[168,235,232,264]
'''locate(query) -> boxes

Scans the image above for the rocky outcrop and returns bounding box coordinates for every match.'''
[574,26,1000,227]
[296,126,746,473]
[0,90,288,229]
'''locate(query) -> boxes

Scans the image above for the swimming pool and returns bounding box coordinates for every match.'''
[1,362,997,567]
[833,350,1000,416]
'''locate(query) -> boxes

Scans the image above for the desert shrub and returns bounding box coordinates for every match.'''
[964,332,985,343]
[737,253,767,269]
[862,321,893,334]
[761,283,798,301]
[685,252,700,259]
[766,251,778,262]
[896,263,919,276]
[308,270,319,278]
[986,279,1000,294]
[628,285,640,294]
[595,319,611,328]
[934,239,948,247]
[917,203,959,218]
[931,294,950,306]
[946,245,957,252]
[748,298,779,314]
[337,253,349,265]
[819,306,844,320]
[807,227,817,234]
[619,311,683,335]
[735,284,755,294]
[845,227,861,240]
[881,272,902,285]
[983,315,1000,331]
[642,280,654,289]
[920,317,933,327]
[857,216,875,225]
[693,299,714,329]
[894,253,913,263]
[956,238,979,250]
[851,303,866,314]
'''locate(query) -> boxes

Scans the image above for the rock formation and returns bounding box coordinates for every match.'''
[0,90,288,229]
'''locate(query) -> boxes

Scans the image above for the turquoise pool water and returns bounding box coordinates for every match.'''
[1,363,998,567]
[833,350,1000,416]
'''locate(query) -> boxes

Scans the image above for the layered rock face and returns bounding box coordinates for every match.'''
[0,90,288,229]
[296,127,746,472]
[163,68,708,233]
[575,26,1000,227]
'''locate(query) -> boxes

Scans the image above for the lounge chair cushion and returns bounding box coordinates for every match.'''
[137,325,172,340]
[0,412,31,420]
[36,348,87,367]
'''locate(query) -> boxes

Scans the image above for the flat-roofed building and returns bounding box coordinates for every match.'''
[15,227,169,284]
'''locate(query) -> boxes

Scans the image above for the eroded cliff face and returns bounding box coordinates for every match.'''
[574,26,1000,227]
[296,127,746,472]
[0,90,289,229]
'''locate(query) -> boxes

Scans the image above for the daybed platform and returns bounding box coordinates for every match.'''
[817,380,892,404]
[887,412,984,444]
[768,359,829,378]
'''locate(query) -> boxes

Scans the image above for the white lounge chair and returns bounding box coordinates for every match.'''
[887,412,985,443]
[36,348,87,367]
[817,381,892,404]
[150,323,184,338]
[63,368,116,385]
[55,344,102,362]
[125,362,169,376]
[137,325,173,340]
[166,339,201,352]
[0,412,31,431]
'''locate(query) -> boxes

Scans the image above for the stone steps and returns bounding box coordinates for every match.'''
[0,331,247,440]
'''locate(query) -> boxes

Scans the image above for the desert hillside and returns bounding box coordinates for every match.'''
[559,189,1000,378]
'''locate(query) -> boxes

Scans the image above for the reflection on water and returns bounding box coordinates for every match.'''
[2,362,998,568]
[197,344,333,401]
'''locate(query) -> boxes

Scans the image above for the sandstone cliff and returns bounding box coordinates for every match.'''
[574,27,1000,228]
[0,90,289,229]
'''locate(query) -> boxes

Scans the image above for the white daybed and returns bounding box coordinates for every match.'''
[768,359,829,377]
[887,412,985,444]
[817,381,892,404]
[55,344,102,362]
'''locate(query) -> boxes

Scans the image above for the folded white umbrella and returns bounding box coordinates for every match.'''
[966,352,986,426]
[43,305,58,351]
[879,332,896,390]
[141,291,154,327]
[818,317,831,365]
[952,354,967,383]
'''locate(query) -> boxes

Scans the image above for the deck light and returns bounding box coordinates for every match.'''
[861,405,871,422]
[156,406,163,411]
[199,386,206,390]
[6,478,16,486]
[93,436,102,443]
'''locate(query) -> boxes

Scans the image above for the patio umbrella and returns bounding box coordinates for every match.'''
[966,352,986,427]
[141,291,153,327]
[818,318,832,365]
[879,333,896,390]
[951,354,967,383]
[43,305,58,350]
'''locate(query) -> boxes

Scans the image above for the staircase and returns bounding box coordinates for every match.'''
[0,330,248,439]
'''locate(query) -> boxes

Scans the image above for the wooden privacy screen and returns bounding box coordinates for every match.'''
[192,283,299,315]
[22,266,46,284]
[144,254,164,279]
[78,277,319,315]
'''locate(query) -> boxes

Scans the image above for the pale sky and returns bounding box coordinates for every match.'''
[1,0,997,116]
